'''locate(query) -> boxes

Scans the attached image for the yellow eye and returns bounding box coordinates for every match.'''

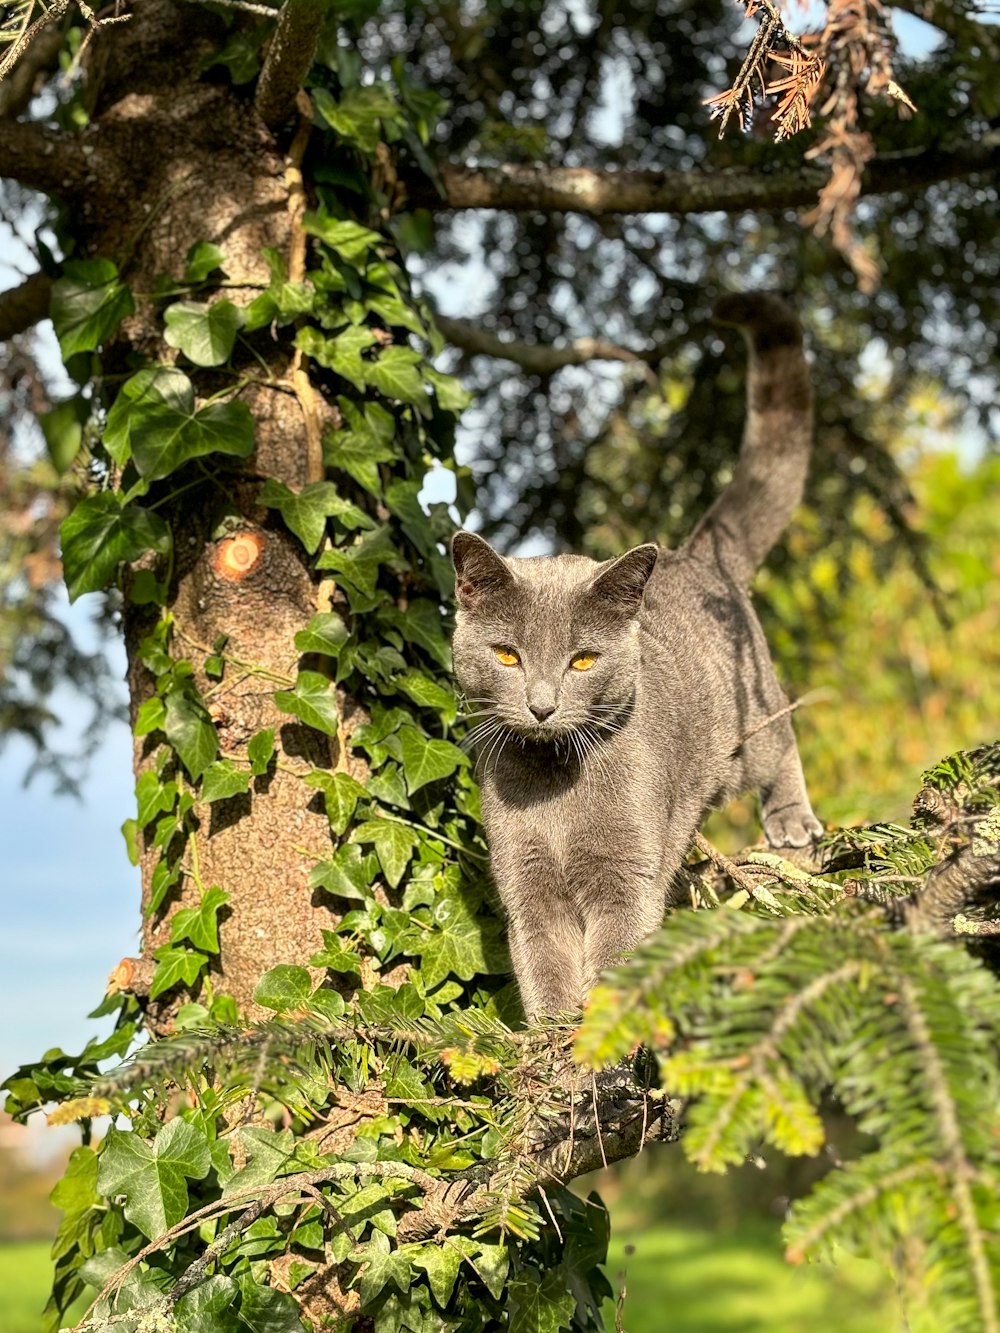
[493,646,520,667]
[570,653,597,671]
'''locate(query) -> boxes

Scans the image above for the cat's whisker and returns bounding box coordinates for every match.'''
[461,718,501,750]
[479,722,509,778]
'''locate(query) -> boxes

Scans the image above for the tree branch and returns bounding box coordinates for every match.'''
[0,119,104,197]
[409,135,999,215]
[254,0,329,131]
[434,314,664,374]
[0,272,52,342]
[396,1090,681,1242]
[0,24,62,121]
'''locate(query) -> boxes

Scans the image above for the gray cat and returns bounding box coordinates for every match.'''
[451,294,823,1020]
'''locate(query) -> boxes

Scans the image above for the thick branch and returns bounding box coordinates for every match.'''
[396,1092,681,1242]
[410,136,999,215]
[0,272,52,342]
[0,120,104,197]
[435,314,664,374]
[905,843,1000,935]
[254,0,330,131]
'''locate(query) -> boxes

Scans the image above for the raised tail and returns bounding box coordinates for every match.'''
[684,293,813,586]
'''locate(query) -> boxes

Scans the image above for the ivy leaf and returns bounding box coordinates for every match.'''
[305,770,367,835]
[164,299,243,367]
[96,1120,211,1240]
[103,366,191,466]
[468,1241,509,1301]
[164,689,218,780]
[175,1275,241,1333]
[425,366,474,414]
[149,945,207,1000]
[381,600,451,670]
[296,324,377,381]
[41,398,85,473]
[410,1243,462,1307]
[131,390,255,481]
[398,727,466,794]
[393,672,458,725]
[223,1127,297,1196]
[51,259,135,358]
[184,242,227,284]
[135,695,167,737]
[354,1229,413,1307]
[402,892,507,990]
[253,965,312,1013]
[302,213,383,263]
[365,293,427,339]
[353,819,419,889]
[259,479,371,554]
[135,770,177,828]
[294,611,350,657]
[310,932,362,971]
[50,1146,100,1263]
[362,346,426,407]
[308,844,373,901]
[169,886,229,953]
[316,526,400,603]
[61,493,172,602]
[201,759,251,803]
[247,728,275,776]
[507,1270,575,1333]
[274,671,339,737]
[324,397,398,494]
[236,1273,306,1333]
[313,84,403,154]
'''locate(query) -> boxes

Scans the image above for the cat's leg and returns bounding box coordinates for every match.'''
[760,743,824,848]
[576,852,667,1000]
[501,873,586,1021]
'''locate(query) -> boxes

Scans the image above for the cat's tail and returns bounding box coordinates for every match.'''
[684,293,812,586]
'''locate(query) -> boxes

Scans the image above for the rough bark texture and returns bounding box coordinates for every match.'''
[71,2,348,1021]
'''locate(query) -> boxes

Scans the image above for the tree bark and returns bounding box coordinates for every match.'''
[408,137,1000,215]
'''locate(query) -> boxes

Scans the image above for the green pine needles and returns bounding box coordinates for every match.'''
[577,743,1000,1333]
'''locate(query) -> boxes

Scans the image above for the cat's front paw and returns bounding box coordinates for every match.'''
[763,806,824,849]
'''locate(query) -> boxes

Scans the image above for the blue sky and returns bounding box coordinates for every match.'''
[0,613,137,1078]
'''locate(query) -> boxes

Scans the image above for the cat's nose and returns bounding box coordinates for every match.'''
[528,701,556,721]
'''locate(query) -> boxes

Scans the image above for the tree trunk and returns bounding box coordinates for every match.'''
[83,4,349,1019]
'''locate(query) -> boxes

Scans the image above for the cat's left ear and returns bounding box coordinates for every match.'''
[452,531,514,611]
[588,543,659,614]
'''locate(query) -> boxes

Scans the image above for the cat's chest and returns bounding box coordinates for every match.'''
[480,752,646,856]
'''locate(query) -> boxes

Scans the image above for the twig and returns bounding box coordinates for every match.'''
[693,830,761,896]
[734,688,836,750]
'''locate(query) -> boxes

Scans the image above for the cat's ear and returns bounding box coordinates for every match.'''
[588,543,658,614]
[452,531,514,610]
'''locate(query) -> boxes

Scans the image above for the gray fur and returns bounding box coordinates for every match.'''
[451,294,823,1020]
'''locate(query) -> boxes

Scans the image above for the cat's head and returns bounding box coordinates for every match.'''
[451,531,658,742]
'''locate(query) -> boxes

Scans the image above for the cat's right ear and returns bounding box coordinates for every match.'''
[452,531,514,611]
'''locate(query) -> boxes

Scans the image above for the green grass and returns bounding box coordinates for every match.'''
[0,1241,54,1333]
[2,1225,901,1333]
[605,1221,901,1333]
